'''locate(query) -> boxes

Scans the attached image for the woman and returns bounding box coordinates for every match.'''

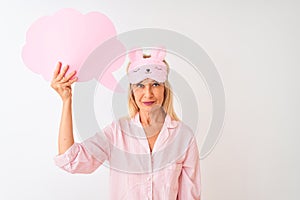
[51,47,201,199]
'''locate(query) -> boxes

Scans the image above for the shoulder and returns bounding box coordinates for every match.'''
[171,118,193,134]
[101,116,126,131]
[102,115,134,135]
[171,119,196,145]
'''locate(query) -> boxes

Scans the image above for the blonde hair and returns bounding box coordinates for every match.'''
[127,54,179,121]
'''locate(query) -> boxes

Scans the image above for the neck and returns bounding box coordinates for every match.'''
[139,110,151,126]
[138,107,166,127]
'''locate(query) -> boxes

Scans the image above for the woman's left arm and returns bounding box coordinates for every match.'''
[177,138,201,200]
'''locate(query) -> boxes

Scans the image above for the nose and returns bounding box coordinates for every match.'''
[144,85,154,98]
[146,68,150,72]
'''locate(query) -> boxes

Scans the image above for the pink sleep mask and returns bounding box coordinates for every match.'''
[127,47,168,84]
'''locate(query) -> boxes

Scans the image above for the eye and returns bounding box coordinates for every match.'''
[136,83,144,88]
[133,68,140,72]
[153,82,160,87]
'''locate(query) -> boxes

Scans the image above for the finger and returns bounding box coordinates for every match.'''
[60,71,76,83]
[64,70,77,81]
[61,77,78,87]
[61,78,77,87]
[57,65,69,80]
[59,76,68,83]
[56,64,69,81]
[53,61,62,79]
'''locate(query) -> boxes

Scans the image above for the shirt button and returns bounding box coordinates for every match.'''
[147,176,151,181]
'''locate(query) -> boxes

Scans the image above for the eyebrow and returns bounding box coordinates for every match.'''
[138,80,159,85]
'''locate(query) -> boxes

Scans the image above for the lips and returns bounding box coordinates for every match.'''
[143,101,155,106]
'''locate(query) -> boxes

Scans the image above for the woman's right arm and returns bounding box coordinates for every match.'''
[51,62,110,174]
[51,62,77,155]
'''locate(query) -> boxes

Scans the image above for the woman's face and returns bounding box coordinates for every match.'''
[131,78,165,113]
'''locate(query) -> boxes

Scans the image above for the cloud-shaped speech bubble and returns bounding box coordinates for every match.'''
[22,8,126,91]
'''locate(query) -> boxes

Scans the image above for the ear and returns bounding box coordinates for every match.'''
[151,46,166,61]
[128,48,143,62]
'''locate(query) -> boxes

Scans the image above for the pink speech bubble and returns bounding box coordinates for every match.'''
[22,8,126,91]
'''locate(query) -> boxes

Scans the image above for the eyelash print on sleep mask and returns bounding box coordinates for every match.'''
[127,47,168,84]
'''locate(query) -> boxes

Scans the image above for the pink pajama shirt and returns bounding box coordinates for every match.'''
[54,113,201,199]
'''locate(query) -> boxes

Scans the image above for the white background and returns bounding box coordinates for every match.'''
[1,0,299,199]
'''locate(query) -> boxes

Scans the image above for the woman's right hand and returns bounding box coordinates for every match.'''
[51,62,78,102]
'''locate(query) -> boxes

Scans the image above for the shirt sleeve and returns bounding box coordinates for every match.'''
[177,137,201,200]
[53,127,111,174]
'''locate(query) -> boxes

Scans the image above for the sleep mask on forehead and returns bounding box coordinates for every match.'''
[127,47,168,84]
